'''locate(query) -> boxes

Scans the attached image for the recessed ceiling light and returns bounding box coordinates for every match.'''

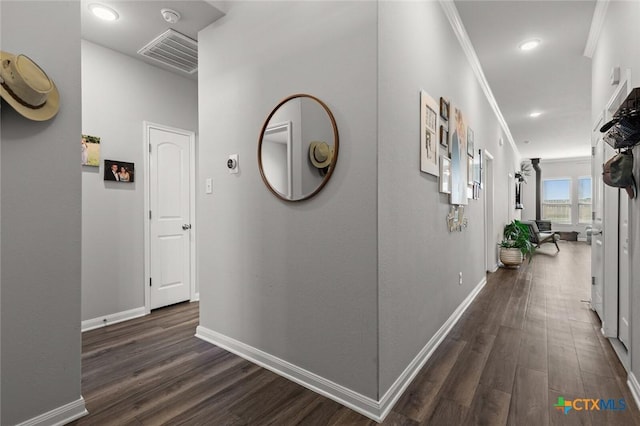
[519,39,541,51]
[529,111,542,118]
[89,3,119,21]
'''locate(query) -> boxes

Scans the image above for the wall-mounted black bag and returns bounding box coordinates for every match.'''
[603,150,636,199]
[603,114,640,149]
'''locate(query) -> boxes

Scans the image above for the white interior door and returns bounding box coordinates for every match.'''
[591,136,604,320]
[149,126,192,310]
[619,192,630,348]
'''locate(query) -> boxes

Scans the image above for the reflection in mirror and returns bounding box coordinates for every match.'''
[258,94,339,201]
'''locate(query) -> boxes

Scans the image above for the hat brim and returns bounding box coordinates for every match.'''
[0,51,60,121]
[309,142,333,168]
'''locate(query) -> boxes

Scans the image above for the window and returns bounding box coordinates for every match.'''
[543,178,571,223]
[578,177,592,224]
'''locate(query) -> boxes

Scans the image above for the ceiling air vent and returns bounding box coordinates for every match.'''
[138,29,197,74]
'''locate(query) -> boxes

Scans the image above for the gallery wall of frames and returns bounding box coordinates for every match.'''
[420,90,482,232]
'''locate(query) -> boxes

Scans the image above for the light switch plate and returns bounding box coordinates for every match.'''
[205,178,212,194]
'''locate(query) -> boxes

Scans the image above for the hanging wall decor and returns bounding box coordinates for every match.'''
[439,155,451,194]
[467,127,475,157]
[447,205,468,232]
[449,105,468,205]
[81,134,100,167]
[104,159,135,183]
[420,90,439,176]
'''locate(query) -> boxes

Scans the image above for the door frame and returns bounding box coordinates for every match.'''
[597,69,632,370]
[483,150,496,272]
[143,121,197,314]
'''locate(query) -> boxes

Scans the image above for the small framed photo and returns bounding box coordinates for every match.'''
[104,159,135,183]
[439,155,451,194]
[439,97,450,121]
[467,155,474,186]
[473,150,481,184]
[420,90,439,176]
[81,134,100,167]
[467,127,475,157]
[440,125,449,149]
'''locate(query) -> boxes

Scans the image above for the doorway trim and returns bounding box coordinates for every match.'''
[143,121,197,314]
[483,150,496,272]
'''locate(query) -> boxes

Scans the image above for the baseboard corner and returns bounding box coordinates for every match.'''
[15,396,87,426]
[627,372,640,410]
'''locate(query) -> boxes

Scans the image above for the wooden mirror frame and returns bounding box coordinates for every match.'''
[257,94,339,202]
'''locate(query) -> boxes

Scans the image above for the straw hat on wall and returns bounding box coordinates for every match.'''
[0,51,59,121]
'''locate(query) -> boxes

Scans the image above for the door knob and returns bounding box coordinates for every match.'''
[182,224,191,230]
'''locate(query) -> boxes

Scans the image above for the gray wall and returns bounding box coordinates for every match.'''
[377,1,520,394]
[81,40,198,322]
[521,157,592,238]
[591,0,640,385]
[197,1,379,398]
[1,2,82,424]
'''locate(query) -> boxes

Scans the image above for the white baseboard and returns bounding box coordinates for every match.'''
[628,372,640,411]
[196,325,383,421]
[82,306,146,332]
[191,292,200,302]
[196,276,487,423]
[376,276,487,420]
[16,396,87,426]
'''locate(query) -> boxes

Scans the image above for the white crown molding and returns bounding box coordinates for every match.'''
[583,0,610,58]
[439,0,520,159]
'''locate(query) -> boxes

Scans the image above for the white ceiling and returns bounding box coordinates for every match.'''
[455,0,596,160]
[81,0,225,80]
[82,1,597,160]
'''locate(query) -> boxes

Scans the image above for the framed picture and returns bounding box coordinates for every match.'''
[104,159,135,183]
[81,134,100,167]
[449,105,468,205]
[439,155,451,194]
[467,155,474,186]
[440,125,449,150]
[420,90,439,176]
[473,149,481,184]
[467,127,475,157]
[439,97,449,121]
[473,183,480,200]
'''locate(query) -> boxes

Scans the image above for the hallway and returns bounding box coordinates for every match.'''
[71,242,639,425]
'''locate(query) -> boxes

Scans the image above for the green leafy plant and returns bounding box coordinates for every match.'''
[500,220,535,258]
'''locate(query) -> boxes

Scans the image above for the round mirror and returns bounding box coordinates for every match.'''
[258,94,339,201]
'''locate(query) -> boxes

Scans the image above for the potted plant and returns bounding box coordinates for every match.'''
[499,220,535,266]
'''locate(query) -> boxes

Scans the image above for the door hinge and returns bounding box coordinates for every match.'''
[150,278,152,287]
[149,210,152,220]
[592,276,596,286]
[149,144,152,153]
[592,211,596,221]
[592,146,596,156]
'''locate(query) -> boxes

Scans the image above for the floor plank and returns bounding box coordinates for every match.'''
[70,242,640,425]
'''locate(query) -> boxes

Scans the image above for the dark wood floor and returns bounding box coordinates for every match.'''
[71,242,640,425]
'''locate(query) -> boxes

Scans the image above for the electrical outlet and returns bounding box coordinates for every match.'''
[459,272,463,285]
[205,178,213,194]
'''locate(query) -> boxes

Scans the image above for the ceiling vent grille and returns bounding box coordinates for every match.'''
[138,29,197,74]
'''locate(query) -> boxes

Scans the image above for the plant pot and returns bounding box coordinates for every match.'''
[500,247,523,266]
